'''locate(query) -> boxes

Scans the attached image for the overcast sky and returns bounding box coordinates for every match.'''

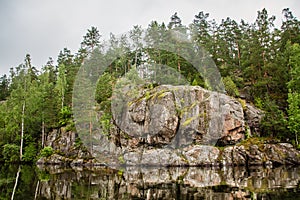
[0,0,299,76]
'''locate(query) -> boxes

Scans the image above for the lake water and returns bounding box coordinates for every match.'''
[1,164,300,199]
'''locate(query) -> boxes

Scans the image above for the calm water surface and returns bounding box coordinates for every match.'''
[1,164,300,199]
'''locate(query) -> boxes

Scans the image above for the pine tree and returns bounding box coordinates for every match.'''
[287,43,300,145]
[0,75,10,101]
[81,26,101,55]
[55,64,67,109]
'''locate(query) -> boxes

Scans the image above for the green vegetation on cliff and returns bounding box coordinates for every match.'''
[0,8,299,162]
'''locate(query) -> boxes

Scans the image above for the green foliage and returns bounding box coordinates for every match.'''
[287,92,300,143]
[0,10,299,162]
[245,125,251,139]
[55,64,67,109]
[260,98,288,139]
[37,169,50,182]
[74,137,83,148]
[118,155,125,164]
[191,79,199,86]
[39,146,53,158]
[287,43,300,144]
[22,143,37,162]
[254,97,264,110]
[58,106,73,126]
[0,75,10,100]
[222,76,240,97]
[100,112,112,136]
[95,72,114,109]
[81,26,101,54]
[124,67,144,85]
[238,98,247,113]
[238,137,274,150]
[2,144,19,162]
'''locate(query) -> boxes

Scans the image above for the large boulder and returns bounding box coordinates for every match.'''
[113,85,252,149]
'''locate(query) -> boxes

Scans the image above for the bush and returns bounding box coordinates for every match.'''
[95,72,114,104]
[59,106,73,126]
[222,76,240,97]
[2,144,19,162]
[40,146,54,158]
[100,112,112,136]
[23,143,37,162]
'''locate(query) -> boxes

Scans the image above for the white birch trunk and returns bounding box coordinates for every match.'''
[20,101,25,161]
[11,166,21,200]
[41,121,45,148]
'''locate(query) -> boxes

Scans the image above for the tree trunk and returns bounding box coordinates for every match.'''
[11,166,21,200]
[20,101,25,161]
[61,94,64,110]
[89,120,93,154]
[34,180,40,200]
[135,51,138,66]
[41,121,45,148]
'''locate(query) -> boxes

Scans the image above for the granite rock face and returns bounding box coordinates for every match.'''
[36,127,94,166]
[121,143,300,167]
[37,85,300,167]
[113,85,255,150]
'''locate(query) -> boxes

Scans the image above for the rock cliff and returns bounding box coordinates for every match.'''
[37,127,95,166]
[112,85,261,149]
[37,85,300,167]
[123,142,300,167]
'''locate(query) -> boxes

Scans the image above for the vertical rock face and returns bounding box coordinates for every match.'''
[44,128,76,156]
[37,85,300,167]
[113,85,253,149]
[37,127,93,165]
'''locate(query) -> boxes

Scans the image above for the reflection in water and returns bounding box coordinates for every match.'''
[1,164,300,199]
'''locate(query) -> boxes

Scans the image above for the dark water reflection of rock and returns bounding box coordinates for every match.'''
[1,164,300,199]
[36,165,300,200]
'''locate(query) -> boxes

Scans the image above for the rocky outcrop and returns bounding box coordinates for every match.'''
[36,85,300,168]
[113,85,257,150]
[121,142,300,167]
[37,126,300,167]
[36,127,95,166]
